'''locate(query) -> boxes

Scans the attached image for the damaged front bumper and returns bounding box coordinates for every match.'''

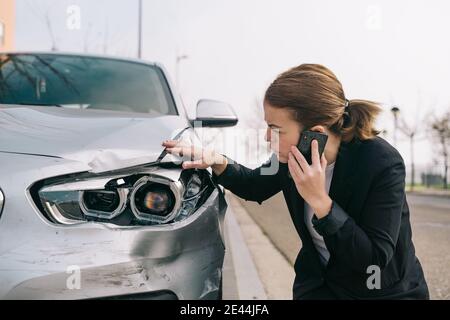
[0,152,228,300]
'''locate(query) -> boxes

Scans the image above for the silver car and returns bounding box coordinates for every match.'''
[0,52,238,300]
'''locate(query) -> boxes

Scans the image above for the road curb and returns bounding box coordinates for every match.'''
[224,195,267,300]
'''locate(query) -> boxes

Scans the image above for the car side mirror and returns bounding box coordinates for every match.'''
[190,99,238,127]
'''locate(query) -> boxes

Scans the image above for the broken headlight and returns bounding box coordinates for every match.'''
[80,188,128,219]
[33,169,213,226]
[130,175,182,223]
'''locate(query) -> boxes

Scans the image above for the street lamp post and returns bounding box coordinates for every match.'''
[390,106,418,191]
[175,54,189,89]
[391,106,400,148]
[409,132,415,191]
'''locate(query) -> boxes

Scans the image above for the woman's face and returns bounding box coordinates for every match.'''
[263,102,302,163]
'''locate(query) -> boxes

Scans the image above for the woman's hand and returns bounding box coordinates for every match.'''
[162,140,228,175]
[288,139,332,218]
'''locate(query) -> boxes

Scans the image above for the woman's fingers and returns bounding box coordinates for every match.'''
[166,145,208,164]
[162,139,178,147]
[321,152,327,170]
[290,146,310,173]
[288,152,303,181]
[311,140,321,168]
[165,146,193,159]
[182,159,206,169]
[163,139,211,169]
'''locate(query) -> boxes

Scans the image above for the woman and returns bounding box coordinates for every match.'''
[162,64,429,299]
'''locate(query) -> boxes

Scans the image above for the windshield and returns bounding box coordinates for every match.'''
[0,54,178,116]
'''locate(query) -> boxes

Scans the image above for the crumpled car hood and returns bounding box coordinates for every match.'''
[0,106,189,173]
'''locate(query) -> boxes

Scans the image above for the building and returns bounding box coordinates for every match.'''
[0,0,15,51]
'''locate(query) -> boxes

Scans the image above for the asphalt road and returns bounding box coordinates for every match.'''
[237,192,450,300]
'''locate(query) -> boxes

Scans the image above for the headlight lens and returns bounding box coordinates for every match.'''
[130,176,182,224]
[33,168,213,226]
[80,188,128,219]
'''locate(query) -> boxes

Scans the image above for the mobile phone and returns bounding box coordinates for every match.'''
[296,130,328,165]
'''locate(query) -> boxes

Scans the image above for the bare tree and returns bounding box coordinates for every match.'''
[26,0,59,51]
[430,111,450,189]
[102,20,109,54]
[389,93,435,191]
[26,0,121,55]
[83,22,93,53]
[242,96,269,165]
[246,96,266,130]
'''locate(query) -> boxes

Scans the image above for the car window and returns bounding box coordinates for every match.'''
[0,54,178,116]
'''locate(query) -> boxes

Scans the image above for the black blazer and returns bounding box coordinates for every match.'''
[213,136,429,299]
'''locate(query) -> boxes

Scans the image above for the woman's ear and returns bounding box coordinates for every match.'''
[309,125,326,133]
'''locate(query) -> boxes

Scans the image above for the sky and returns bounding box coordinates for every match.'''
[14,0,450,176]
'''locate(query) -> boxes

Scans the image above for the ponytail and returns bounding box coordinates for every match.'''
[338,99,382,142]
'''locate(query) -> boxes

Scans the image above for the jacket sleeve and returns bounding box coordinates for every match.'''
[312,158,405,273]
[212,153,283,204]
